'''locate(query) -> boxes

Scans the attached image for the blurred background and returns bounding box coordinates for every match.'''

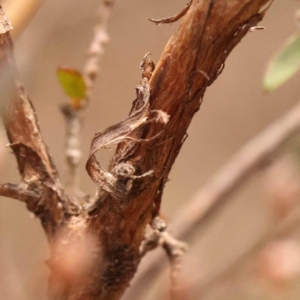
[1,0,300,299]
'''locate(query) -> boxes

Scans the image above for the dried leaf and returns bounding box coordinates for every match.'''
[57,67,87,109]
[264,31,300,92]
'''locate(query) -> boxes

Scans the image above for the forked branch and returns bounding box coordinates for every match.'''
[0,1,274,300]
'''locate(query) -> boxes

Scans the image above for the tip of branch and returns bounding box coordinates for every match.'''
[148,18,161,25]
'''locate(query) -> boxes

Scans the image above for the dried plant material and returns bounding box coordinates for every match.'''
[0,5,13,34]
[264,155,300,220]
[149,2,192,25]
[258,240,300,287]
[0,1,275,300]
[86,78,169,199]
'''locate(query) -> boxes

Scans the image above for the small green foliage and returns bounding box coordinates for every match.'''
[57,67,87,109]
[263,31,300,92]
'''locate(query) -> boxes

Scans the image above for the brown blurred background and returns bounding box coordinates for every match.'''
[1,1,300,299]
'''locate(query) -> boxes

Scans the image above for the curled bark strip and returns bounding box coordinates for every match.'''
[149,1,192,25]
[86,78,169,200]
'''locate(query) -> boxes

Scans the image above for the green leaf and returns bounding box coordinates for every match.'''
[263,31,300,92]
[57,67,87,101]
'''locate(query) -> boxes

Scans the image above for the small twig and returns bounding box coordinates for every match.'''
[83,0,115,94]
[139,226,161,257]
[61,0,115,196]
[140,216,168,256]
[0,183,40,202]
[61,104,82,195]
[139,217,187,299]
[127,100,300,299]
[149,1,191,25]
[161,231,187,300]
[140,217,186,263]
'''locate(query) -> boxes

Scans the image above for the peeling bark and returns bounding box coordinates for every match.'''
[82,1,273,299]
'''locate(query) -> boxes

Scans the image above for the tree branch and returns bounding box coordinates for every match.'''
[84,1,273,299]
[0,1,275,300]
[0,6,76,235]
[61,104,83,196]
[83,0,115,94]
[61,0,115,195]
[125,99,300,300]
[0,183,40,202]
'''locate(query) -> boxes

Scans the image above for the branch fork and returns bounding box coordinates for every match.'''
[0,1,275,300]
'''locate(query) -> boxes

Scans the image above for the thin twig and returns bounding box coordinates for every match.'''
[139,217,187,300]
[61,0,115,195]
[149,1,192,25]
[161,231,187,300]
[61,104,82,195]
[126,100,300,299]
[0,183,40,202]
[140,217,185,257]
[83,0,115,94]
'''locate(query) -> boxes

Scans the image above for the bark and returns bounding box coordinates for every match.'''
[0,1,273,300]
